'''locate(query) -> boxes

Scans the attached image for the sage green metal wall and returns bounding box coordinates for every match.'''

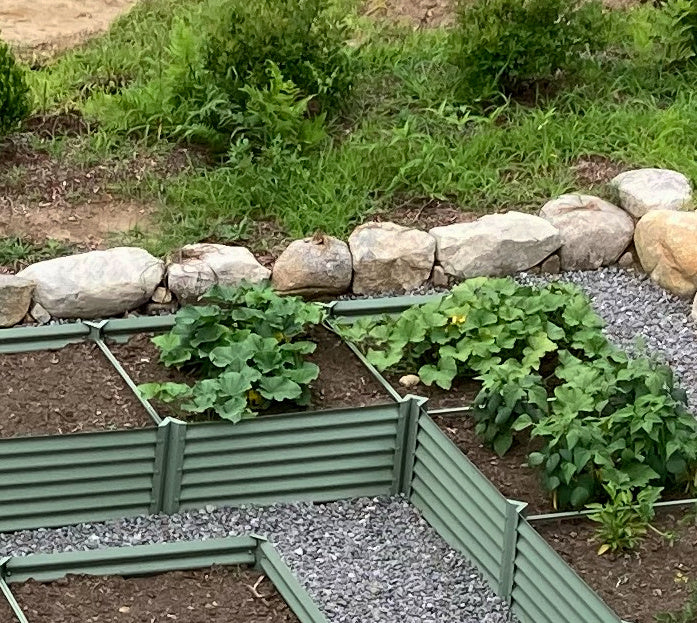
[512,521,620,623]
[410,414,510,589]
[178,405,401,510]
[408,412,621,623]
[0,428,159,532]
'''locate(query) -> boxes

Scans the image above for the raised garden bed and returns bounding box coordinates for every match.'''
[109,326,391,417]
[0,342,154,438]
[0,537,323,623]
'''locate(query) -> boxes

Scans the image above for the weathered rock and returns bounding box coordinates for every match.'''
[539,194,634,270]
[167,244,270,302]
[539,254,561,274]
[399,374,421,388]
[30,302,51,325]
[272,234,352,296]
[611,168,692,218]
[618,251,636,269]
[634,211,697,297]
[16,248,164,319]
[431,265,449,288]
[151,286,173,304]
[0,275,34,327]
[429,212,561,278]
[348,222,435,294]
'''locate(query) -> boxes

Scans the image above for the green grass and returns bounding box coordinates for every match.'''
[0,237,75,270]
[17,0,697,255]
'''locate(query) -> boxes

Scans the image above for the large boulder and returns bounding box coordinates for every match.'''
[272,234,352,296]
[348,222,435,294]
[539,194,634,270]
[611,168,692,218]
[17,247,164,319]
[0,275,34,327]
[429,212,561,278]
[167,244,270,302]
[634,211,697,297]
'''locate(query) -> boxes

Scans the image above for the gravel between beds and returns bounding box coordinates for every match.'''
[518,267,697,410]
[0,497,516,623]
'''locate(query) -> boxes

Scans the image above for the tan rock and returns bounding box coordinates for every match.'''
[539,254,561,274]
[634,211,697,297]
[349,222,435,294]
[611,168,692,218]
[431,265,449,288]
[692,293,697,324]
[0,275,34,327]
[539,194,634,270]
[272,234,352,296]
[399,374,421,388]
[151,286,173,304]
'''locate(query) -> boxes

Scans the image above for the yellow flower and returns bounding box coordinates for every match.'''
[247,389,264,407]
[449,314,467,325]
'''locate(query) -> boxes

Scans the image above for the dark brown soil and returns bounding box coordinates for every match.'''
[0,342,154,438]
[385,373,480,408]
[0,566,299,623]
[537,512,697,623]
[433,414,553,514]
[376,198,478,232]
[109,326,393,420]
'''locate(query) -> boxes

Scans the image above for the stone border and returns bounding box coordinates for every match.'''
[2,167,696,326]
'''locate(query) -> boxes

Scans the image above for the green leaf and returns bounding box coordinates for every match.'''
[493,432,513,456]
[285,362,320,385]
[418,357,457,389]
[258,376,303,401]
[216,396,249,423]
[137,382,191,402]
[527,451,545,467]
[217,370,255,396]
[570,486,590,508]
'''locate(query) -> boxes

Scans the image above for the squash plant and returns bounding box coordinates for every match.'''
[342,277,697,527]
[139,283,326,422]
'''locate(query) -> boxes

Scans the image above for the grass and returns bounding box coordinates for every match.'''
[0,237,75,270]
[12,0,697,256]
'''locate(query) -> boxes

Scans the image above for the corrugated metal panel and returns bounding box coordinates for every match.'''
[2,537,258,583]
[0,428,158,532]
[178,406,400,510]
[512,521,620,623]
[410,415,510,588]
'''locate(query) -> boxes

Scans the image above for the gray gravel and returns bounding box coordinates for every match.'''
[0,497,516,623]
[518,266,697,409]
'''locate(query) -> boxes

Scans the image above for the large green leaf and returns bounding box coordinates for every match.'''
[258,376,303,401]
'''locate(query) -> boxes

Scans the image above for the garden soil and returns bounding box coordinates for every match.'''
[0,342,154,438]
[0,566,299,623]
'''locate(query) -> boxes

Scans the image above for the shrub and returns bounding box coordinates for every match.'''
[453,0,605,101]
[0,36,30,137]
[104,0,353,151]
[662,0,697,66]
[138,283,327,422]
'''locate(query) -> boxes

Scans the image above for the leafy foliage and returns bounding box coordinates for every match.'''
[453,0,605,100]
[662,0,697,66]
[342,278,697,527]
[96,0,353,151]
[0,36,30,137]
[587,483,661,554]
[138,283,326,422]
[655,582,697,622]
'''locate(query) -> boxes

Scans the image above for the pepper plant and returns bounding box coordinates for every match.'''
[139,282,326,422]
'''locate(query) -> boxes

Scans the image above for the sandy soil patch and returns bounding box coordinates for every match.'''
[0,0,138,49]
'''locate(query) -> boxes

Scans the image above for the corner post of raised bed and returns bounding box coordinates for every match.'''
[150,417,187,515]
[251,536,329,623]
[0,558,30,623]
[392,394,428,496]
[498,499,528,604]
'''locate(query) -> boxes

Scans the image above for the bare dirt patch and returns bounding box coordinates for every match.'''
[363,0,456,27]
[572,155,629,187]
[0,135,196,248]
[376,197,478,230]
[0,0,139,51]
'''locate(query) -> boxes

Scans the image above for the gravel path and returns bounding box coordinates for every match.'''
[519,267,697,409]
[0,497,516,623]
